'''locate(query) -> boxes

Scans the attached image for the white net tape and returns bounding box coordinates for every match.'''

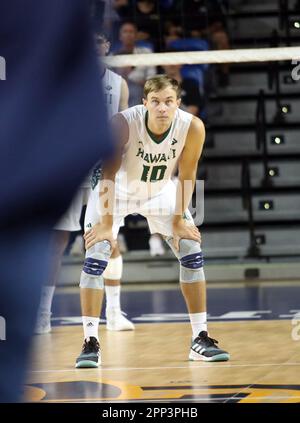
[105,46,300,67]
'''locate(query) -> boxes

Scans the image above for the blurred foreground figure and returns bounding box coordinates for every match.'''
[0,0,113,402]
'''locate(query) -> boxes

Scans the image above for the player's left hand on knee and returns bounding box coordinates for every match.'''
[84,223,116,250]
[172,220,201,251]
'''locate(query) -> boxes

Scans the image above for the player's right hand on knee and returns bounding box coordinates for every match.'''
[172,219,201,251]
[84,223,116,250]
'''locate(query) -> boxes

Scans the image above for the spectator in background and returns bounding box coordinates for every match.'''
[163,19,184,46]
[113,21,156,106]
[134,0,162,51]
[171,0,230,87]
[100,0,126,44]
[109,0,163,51]
[98,1,135,45]
[113,0,133,18]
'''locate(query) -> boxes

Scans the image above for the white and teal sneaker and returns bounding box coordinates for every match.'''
[75,337,101,368]
[189,331,230,362]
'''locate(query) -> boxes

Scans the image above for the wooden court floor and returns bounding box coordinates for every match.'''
[26,319,300,403]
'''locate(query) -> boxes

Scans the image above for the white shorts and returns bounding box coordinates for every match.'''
[54,187,91,231]
[84,180,195,238]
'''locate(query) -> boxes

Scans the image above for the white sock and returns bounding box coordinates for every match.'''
[189,312,207,340]
[39,286,55,314]
[82,316,99,340]
[105,285,121,310]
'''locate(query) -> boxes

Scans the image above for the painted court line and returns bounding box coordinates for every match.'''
[42,396,300,403]
[30,362,300,373]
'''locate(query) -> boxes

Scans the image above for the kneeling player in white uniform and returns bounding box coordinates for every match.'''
[35,33,134,334]
[75,75,230,368]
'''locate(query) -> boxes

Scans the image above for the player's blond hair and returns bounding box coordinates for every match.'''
[143,74,182,99]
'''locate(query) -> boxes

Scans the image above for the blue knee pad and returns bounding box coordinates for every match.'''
[166,237,205,283]
[79,240,111,289]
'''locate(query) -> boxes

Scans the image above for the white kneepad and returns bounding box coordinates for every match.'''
[103,255,123,280]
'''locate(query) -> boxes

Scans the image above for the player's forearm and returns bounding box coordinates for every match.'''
[173,169,197,224]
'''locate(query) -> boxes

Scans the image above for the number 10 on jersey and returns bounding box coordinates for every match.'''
[141,165,167,182]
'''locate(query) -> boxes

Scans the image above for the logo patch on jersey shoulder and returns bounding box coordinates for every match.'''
[105,85,112,91]
[171,138,178,146]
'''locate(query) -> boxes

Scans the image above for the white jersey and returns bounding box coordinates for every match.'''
[115,105,193,200]
[82,68,122,188]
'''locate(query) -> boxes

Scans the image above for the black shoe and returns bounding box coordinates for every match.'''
[189,331,230,362]
[75,336,101,368]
